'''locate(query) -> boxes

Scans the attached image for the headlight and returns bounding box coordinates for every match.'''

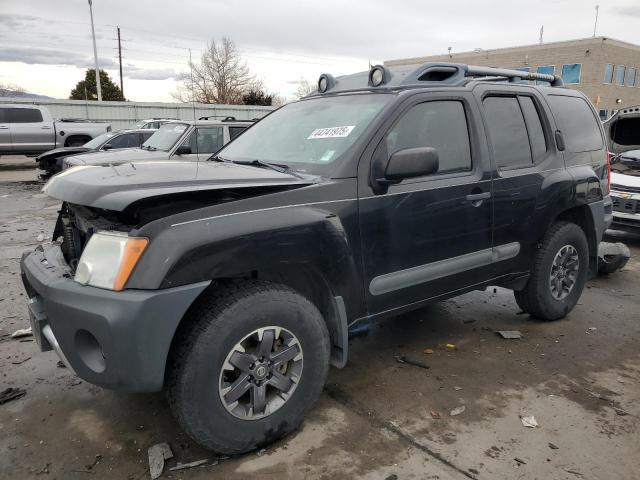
[74,231,148,291]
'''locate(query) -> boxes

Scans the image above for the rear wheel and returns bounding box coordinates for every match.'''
[513,222,588,320]
[167,281,330,454]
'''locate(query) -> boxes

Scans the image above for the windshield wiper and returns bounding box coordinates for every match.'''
[211,156,304,179]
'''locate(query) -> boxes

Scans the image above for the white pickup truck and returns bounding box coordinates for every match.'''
[0,104,111,155]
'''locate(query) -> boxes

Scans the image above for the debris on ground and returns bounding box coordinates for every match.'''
[0,387,26,405]
[454,386,462,391]
[446,343,456,350]
[168,459,211,471]
[548,442,559,450]
[86,454,103,471]
[514,457,527,465]
[423,348,434,354]
[450,406,466,416]
[496,330,523,339]
[11,357,31,365]
[394,355,430,370]
[597,241,630,275]
[468,468,480,475]
[520,415,538,428]
[148,443,173,480]
[256,448,267,456]
[614,408,629,416]
[430,410,441,419]
[56,360,66,368]
[587,327,597,333]
[11,327,32,339]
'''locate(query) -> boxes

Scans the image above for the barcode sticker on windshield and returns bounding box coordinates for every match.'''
[307,126,355,139]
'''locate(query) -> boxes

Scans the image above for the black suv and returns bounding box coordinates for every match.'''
[21,63,611,454]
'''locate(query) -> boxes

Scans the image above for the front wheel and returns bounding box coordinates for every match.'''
[166,281,330,454]
[514,222,589,320]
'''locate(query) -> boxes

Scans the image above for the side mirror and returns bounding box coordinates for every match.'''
[175,145,191,155]
[383,147,439,182]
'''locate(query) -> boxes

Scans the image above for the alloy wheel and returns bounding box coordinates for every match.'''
[549,244,579,300]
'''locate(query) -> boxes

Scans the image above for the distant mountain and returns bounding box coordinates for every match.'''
[0,90,53,99]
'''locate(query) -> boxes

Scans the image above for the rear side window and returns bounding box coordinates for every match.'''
[483,96,532,169]
[547,95,603,152]
[385,100,472,175]
[8,108,43,123]
[229,126,247,141]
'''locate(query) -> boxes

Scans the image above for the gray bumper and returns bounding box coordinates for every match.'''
[20,243,210,392]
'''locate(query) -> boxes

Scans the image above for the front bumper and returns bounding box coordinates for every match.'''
[20,243,209,392]
[610,189,640,229]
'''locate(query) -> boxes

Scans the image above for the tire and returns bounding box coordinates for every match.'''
[598,254,628,275]
[166,280,330,454]
[513,222,589,320]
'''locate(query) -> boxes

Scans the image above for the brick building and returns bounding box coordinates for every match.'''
[385,36,640,120]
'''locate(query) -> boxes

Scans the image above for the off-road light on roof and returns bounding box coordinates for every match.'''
[370,67,385,86]
[318,73,335,93]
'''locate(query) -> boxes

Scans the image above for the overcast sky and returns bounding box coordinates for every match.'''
[1,0,639,102]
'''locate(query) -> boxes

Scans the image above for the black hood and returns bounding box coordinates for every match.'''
[44,161,315,211]
[36,146,92,161]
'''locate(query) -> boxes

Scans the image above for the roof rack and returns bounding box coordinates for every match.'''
[312,62,564,95]
[400,63,564,87]
[197,115,255,122]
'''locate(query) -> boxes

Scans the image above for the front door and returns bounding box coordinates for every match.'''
[358,94,495,316]
[0,108,11,152]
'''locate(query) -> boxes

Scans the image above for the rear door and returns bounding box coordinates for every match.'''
[8,107,53,152]
[0,108,11,152]
[475,86,559,276]
[358,93,495,315]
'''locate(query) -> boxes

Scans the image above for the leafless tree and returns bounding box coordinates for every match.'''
[0,82,26,97]
[172,37,258,105]
[294,78,316,99]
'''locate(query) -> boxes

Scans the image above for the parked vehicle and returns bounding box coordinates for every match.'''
[62,118,253,169]
[603,106,640,230]
[0,104,110,155]
[36,129,157,176]
[131,118,177,129]
[21,63,610,454]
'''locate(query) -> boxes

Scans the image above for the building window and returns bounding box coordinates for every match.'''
[625,67,637,87]
[615,65,626,85]
[536,65,555,85]
[603,63,614,84]
[598,109,609,121]
[561,64,581,84]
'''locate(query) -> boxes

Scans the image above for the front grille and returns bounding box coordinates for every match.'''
[611,183,640,194]
[612,196,640,214]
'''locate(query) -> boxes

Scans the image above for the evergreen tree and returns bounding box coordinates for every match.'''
[70,69,125,101]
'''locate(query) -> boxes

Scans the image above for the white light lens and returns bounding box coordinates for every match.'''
[371,68,384,86]
[318,77,328,92]
[74,232,128,289]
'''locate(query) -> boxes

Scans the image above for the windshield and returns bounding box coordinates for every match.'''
[132,120,147,129]
[83,132,115,149]
[613,150,640,177]
[142,123,189,151]
[217,94,393,173]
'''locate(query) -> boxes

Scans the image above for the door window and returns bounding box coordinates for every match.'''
[229,126,247,141]
[385,100,472,175]
[195,127,224,154]
[105,133,131,149]
[483,96,533,169]
[7,108,43,123]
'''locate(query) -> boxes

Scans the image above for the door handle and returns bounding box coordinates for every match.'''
[41,126,52,129]
[465,192,491,202]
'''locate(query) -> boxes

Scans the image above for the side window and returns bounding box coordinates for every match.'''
[519,96,547,162]
[105,134,130,149]
[0,108,7,123]
[229,126,246,141]
[483,96,533,169]
[195,127,224,154]
[8,108,43,123]
[546,95,603,152]
[385,100,472,175]
[141,131,155,142]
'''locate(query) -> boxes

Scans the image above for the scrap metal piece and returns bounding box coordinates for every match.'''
[496,330,523,339]
[148,443,173,480]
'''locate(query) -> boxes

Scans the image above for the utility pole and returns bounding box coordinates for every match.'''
[593,5,600,37]
[539,25,544,44]
[117,26,123,98]
[88,0,102,101]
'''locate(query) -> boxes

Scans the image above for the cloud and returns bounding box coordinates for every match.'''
[0,13,42,29]
[123,66,176,80]
[611,5,640,17]
[0,46,118,69]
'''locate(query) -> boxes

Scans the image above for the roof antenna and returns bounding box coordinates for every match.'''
[189,48,197,125]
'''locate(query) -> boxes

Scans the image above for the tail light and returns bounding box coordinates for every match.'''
[603,151,612,195]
